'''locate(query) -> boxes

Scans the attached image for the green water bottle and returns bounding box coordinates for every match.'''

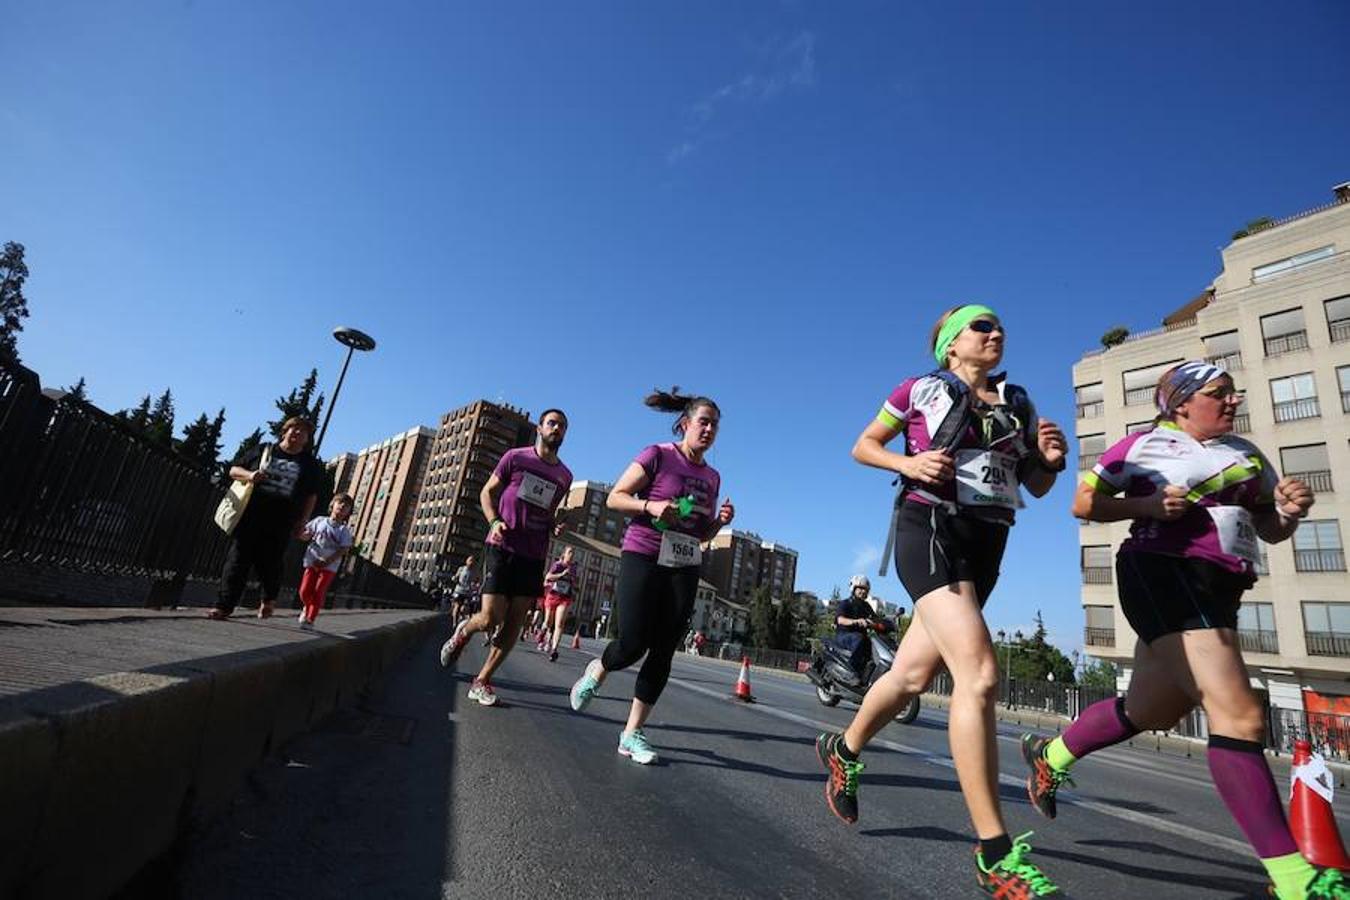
[654,495,696,531]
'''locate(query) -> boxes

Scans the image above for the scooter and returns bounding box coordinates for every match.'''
[806,617,920,724]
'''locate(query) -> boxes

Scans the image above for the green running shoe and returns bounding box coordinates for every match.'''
[976,832,1061,896]
[1272,867,1350,900]
[1022,733,1074,820]
[618,729,657,765]
[570,659,602,712]
[816,732,865,824]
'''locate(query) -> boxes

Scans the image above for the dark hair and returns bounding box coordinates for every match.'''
[281,416,316,436]
[644,387,720,435]
[538,408,568,425]
[333,492,354,505]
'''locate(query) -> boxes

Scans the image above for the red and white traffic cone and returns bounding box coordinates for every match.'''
[571,629,582,650]
[1289,739,1350,869]
[731,656,755,703]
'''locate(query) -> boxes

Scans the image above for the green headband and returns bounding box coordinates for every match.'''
[933,304,999,365]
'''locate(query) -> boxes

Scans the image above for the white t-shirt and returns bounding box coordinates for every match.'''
[304,516,354,572]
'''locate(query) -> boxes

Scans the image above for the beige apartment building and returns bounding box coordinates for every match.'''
[399,400,536,587]
[326,426,436,570]
[1073,183,1350,717]
[703,529,799,603]
[559,479,630,547]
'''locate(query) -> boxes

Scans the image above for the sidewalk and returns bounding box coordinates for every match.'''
[0,606,440,900]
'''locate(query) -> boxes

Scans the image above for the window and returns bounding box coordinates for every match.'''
[1084,606,1114,647]
[1075,383,1104,419]
[1270,373,1320,423]
[1122,360,1182,407]
[1233,395,1252,433]
[1327,296,1350,343]
[1280,444,1332,493]
[1302,602,1350,656]
[1126,421,1153,435]
[1203,330,1243,370]
[1081,545,1112,584]
[1238,603,1279,654]
[1078,434,1106,470]
[1253,245,1334,283]
[1339,366,1350,414]
[1294,521,1345,572]
[1261,308,1309,357]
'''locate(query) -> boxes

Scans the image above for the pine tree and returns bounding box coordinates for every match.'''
[231,427,265,463]
[145,389,175,447]
[178,407,226,470]
[268,368,325,437]
[117,395,153,434]
[65,377,88,402]
[0,242,31,363]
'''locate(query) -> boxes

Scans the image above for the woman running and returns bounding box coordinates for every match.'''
[568,389,734,765]
[815,304,1069,896]
[540,546,577,661]
[1018,361,1339,900]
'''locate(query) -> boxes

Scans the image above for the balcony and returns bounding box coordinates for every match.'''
[1264,330,1310,357]
[1331,319,1350,343]
[1233,413,1251,433]
[1084,626,1115,647]
[1273,397,1320,423]
[1081,566,1113,585]
[1205,351,1244,371]
[1306,631,1350,658]
[1078,452,1102,471]
[1238,630,1280,654]
[1287,470,1334,493]
[1295,549,1346,573]
[1124,386,1154,407]
[1076,401,1104,419]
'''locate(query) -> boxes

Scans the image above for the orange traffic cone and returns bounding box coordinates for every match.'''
[571,629,582,650]
[731,656,755,703]
[1289,739,1350,869]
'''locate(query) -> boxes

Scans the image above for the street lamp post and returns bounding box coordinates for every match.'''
[314,326,376,455]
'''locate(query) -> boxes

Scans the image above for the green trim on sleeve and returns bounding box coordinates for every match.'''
[876,407,902,430]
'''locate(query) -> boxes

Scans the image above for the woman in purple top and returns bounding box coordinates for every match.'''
[568,389,735,765]
[1019,363,1334,900]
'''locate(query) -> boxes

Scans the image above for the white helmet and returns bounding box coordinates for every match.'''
[849,574,871,592]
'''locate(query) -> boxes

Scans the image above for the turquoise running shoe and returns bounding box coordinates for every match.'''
[618,729,657,765]
[570,659,602,712]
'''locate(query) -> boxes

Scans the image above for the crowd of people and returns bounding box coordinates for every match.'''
[212,302,1341,898]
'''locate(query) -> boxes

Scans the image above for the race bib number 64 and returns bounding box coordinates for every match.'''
[518,472,558,509]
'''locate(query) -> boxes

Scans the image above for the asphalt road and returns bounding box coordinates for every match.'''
[174,630,1345,899]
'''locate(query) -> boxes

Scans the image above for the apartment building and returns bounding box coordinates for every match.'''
[703,529,799,603]
[1072,182,1350,715]
[326,426,436,570]
[559,479,629,547]
[399,400,536,587]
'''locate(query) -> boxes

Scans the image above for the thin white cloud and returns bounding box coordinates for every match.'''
[668,31,816,165]
[850,543,880,573]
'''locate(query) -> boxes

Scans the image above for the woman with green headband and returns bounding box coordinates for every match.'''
[815,303,1070,897]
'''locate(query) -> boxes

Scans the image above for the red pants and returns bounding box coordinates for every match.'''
[299,567,337,622]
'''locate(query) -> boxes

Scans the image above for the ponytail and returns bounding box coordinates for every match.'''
[644,386,720,435]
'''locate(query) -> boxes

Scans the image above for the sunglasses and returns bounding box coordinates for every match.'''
[1197,385,1244,401]
[968,319,1005,336]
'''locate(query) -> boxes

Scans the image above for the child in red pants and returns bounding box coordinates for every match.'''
[298,493,355,628]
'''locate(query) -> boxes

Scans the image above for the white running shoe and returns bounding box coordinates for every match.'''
[467,681,498,706]
[439,621,470,668]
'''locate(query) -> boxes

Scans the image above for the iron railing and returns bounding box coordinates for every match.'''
[1264,330,1310,357]
[1234,413,1251,433]
[1081,566,1113,585]
[1237,630,1279,654]
[1306,631,1350,656]
[1331,319,1350,343]
[1124,386,1154,407]
[1287,470,1333,493]
[1273,397,1320,423]
[1204,351,1244,371]
[1084,626,1115,647]
[1076,401,1103,419]
[1077,452,1102,471]
[1269,708,1350,762]
[1296,550,1347,573]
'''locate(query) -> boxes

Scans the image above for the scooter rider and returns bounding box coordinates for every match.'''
[832,575,890,683]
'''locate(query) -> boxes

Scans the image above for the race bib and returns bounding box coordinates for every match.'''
[658,531,702,568]
[1209,506,1259,564]
[954,449,1022,509]
[518,471,558,509]
[554,580,572,596]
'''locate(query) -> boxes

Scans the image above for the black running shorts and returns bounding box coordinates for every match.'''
[1116,552,1248,644]
[893,501,1010,608]
[481,545,546,599]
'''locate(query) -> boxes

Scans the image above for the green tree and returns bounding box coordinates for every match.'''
[0,242,31,363]
[268,368,325,438]
[1079,657,1118,691]
[1100,326,1129,349]
[231,427,265,463]
[178,407,226,470]
[65,377,89,402]
[145,389,175,447]
[748,585,778,648]
[1232,217,1275,241]
[117,395,153,435]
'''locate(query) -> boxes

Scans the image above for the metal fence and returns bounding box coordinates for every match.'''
[0,359,431,610]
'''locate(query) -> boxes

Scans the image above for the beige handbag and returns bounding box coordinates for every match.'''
[214,444,272,534]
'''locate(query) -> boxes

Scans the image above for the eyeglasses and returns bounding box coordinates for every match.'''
[968,319,1005,336]
[1197,386,1244,401]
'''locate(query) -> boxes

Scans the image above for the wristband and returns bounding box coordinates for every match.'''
[489,517,502,528]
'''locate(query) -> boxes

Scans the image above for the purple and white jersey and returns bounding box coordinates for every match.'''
[1085,422,1278,577]
[621,443,722,560]
[490,447,573,561]
[877,373,1038,523]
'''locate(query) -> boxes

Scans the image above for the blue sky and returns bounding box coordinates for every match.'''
[5,2,1349,656]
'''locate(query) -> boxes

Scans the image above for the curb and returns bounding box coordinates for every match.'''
[0,613,438,900]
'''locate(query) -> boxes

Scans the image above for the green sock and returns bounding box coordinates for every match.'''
[1044,736,1077,773]
[1262,851,1316,899]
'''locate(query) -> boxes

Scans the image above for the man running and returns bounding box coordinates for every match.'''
[439,410,573,706]
[448,555,478,626]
